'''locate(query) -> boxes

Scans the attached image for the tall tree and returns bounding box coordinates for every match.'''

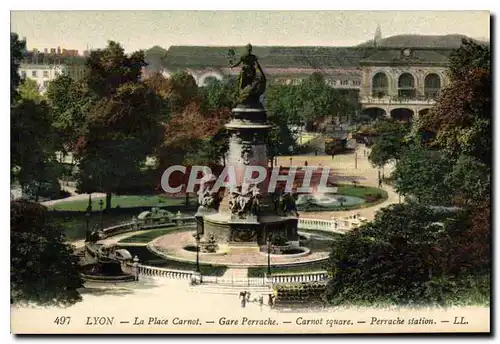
[11,33,26,102]
[74,41,164,209]
[163,71,200,113]
[75,82,165,208]
[324,203,489,306]
[420,39,491,166]
[392,143,454,205]
[11,200,84,306]
[368,119,411,168]
[46,75,95,154]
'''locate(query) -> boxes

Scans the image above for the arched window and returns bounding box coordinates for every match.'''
[398,73,416,99]
[372,72,388,98]
[424,74,441,99]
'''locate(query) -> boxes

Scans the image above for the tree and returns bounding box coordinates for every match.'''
[11,33,26,102]
[392,143,453,205]
[11,200,84,306]
[200,77,237,112]
[46,75,95,154]
[11,95,62,201]
[18,78,44,103]
[163,71,200,113]
[75,82,165,208]
[420,39,491,166]
[324,203,489,306]
[368,119,411,168]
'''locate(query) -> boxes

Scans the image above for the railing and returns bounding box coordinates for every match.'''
[297,216,366,233]
[271,271,328,284]
[101,216,196,238]
[202,276,268,287]
[137,264,193,280]
[361,96,437,105]
[132,263,328,287]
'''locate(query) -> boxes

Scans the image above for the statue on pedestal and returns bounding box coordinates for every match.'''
[229,43,266,106]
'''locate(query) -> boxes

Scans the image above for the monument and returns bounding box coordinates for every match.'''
[195,44,299,252]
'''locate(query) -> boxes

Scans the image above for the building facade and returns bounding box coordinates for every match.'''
[143,33,477,122]
[20,47,88,92]
[359,47,451,122]
[18,63,67,93]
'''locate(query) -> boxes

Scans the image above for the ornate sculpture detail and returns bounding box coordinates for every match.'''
[229,43,266,106]
[231,227,258,242]
[228,183,261,218]
[197,174,220,211]
[241,144,253,165]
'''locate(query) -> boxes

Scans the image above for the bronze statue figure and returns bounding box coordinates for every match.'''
[229,43,266,106]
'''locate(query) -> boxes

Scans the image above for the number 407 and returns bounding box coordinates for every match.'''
[54,316,71,325]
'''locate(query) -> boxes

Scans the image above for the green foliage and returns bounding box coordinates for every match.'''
[275,283,327,304]
[74,42,165,206]
[448,38,491,81]
[11,33,26,102]
[324,204,489,306]
[46,75,95,152]
[444,154,490,206]
[18,78,45,103]
[11,200,84,306]
[166,71,200,113]
[423,39,491,166]
[200,77,237,111]
[367,119,411,168]
[11,97,62,201]
[393,144,454,205]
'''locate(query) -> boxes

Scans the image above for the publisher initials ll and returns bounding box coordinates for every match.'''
[453,317,468,325]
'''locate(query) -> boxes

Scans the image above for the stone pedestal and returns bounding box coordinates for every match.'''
[199,101,299,250]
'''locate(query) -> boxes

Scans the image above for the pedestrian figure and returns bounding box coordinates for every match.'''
[259,295,264,308]
[246,291,251,302]
[241,297,246,308]
[315,149,318,156]
[268,293,274,308]
[378,178,383,188]
[305,160,308,167]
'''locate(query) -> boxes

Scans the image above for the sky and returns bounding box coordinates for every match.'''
[11,11,490,53]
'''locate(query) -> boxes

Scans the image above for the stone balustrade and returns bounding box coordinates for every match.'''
[271,271,328,284]
[360,96,437,105]
[100,216,197,239]
[202,276,268,286]
[137,264,193,280]
[298,216,367,233]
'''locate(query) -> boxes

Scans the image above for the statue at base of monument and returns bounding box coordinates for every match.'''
[197,174,220,212]
[229,43,266,107]
[228,184,261,219]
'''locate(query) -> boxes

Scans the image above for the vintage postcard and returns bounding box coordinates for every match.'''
[10,10,491,334]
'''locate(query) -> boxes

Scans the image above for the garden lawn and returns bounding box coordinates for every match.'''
[337,184,386,199]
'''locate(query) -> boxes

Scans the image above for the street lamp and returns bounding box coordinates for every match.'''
[195,233,201,273]
[99,199,104,231]
[267,234,272,276]
[85,211,91,242]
